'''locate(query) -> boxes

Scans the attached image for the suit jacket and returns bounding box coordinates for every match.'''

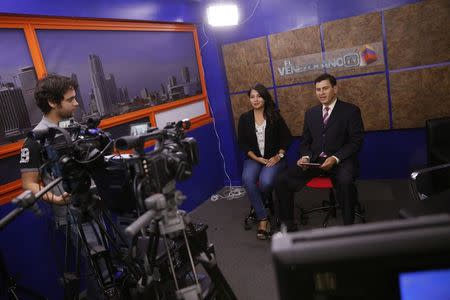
[238,110,292,159]
[301,99,364,169]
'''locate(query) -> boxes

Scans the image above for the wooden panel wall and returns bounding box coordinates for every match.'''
[277,84,316,136]
[269,26,323,85]
[338,75,390,131]
[390,65,450,129]
[322,12,385,77]
[384,0,450,69]
[222,0,450,135]
[222,37,273,93]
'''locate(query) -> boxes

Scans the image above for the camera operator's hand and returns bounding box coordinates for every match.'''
[52,192,71,206]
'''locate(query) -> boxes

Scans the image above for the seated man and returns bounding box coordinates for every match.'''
[275,73,364,229]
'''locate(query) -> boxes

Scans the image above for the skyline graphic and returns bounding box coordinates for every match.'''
[37,30,202,112]
[0,29,202,145]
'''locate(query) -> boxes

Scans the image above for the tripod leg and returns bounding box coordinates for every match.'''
[184,232,236,300]
[197,249,237,300]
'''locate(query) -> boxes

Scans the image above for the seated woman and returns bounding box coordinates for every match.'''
[238,83,292,240]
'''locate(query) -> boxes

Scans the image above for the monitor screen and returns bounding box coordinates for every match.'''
[399,268,450,300]
[272,214,450,300]
[130,122,150,136]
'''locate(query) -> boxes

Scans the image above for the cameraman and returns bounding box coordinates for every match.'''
[19,74,78,220]
[19,74,104,299]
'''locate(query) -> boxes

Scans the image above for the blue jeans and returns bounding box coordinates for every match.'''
[242,159,286,220]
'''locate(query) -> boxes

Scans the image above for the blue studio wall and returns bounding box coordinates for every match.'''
[200,0,428,182]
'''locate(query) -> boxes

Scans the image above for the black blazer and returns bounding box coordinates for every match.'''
[238,110,292,159]
[301,99,364,165]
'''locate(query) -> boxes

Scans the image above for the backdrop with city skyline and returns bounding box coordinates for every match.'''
[0,28,202,145]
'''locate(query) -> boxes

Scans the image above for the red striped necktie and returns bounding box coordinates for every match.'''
[320,106,330,158]
[323,106,330,125]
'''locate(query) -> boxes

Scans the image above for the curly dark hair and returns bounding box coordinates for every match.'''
[247,83,278,123]
[34,74,78,114]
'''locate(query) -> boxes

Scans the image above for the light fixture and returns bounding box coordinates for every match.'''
[207,3,239,27]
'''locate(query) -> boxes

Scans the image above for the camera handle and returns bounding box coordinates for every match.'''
[0,177,62,230]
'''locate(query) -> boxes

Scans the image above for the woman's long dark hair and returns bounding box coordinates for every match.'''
[247,83,278,123]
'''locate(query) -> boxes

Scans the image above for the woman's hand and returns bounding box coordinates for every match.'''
[266,155,281,167]
[255,157,269,165]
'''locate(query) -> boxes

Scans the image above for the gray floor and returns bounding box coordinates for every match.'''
[189,179,411,300]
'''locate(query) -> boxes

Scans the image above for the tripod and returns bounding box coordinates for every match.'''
[61,188,142,300]
[124,181,237,300]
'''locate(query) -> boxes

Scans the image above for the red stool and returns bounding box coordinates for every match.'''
[300,176,337,227]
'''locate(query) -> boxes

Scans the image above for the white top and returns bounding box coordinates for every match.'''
[255,120,266,157]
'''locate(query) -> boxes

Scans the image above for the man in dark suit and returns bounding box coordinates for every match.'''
[275,73,364,228]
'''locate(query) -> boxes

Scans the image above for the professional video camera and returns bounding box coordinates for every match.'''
[105,120,198,213]
[27,118,141,299]
[12,117,235,300]
[110,119,236,300]
[29,118,113,207]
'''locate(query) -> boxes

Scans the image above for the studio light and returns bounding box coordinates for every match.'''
[207,3,239,26]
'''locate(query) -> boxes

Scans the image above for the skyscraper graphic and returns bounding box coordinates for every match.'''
[71,73,85,121]
[18,66,40,126]
[168,76,177,87]
[0,84,31,138]
[0,114,4,142]
[89,89,99,115]
[140,88,149,99]
[105,73,118,105]
[89,54,113,116]
[123,87,129,101]
[181,66,190,83]
[117,88,125,103]
[70,73,84,112]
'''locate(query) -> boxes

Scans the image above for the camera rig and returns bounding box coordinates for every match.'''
[10,118,236,299]
[112,120,236,300]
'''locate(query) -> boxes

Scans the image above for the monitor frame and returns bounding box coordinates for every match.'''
[272,214,450,300]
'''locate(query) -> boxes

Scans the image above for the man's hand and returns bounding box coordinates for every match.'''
[320,156,337,171]
[266,155,281,167]
[255,157,269,165]
[297,156,310,170]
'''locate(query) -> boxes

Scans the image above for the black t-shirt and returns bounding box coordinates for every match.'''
[19,138,42,172]
[19,117,68,225]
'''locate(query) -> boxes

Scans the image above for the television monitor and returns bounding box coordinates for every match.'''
[129,122,151,136]
[272,214,450,300]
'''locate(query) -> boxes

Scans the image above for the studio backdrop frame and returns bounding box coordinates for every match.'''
[0,14,211,204]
